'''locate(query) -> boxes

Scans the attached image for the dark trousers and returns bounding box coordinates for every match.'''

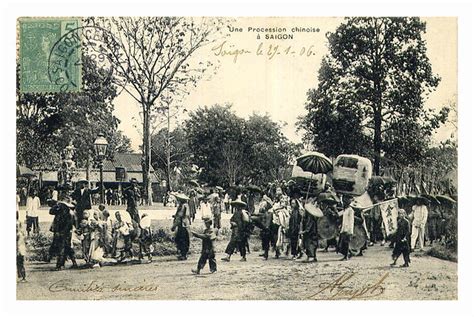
[55,232,76,268]
[338,232,351,257]
[261,230,272,258]
[225,236,246,258]
[304,236,318,258]
[175,227,190,258]
[75,209,85,228]
[127,207,140,224]
[369,218,384,242]
[213,213,221,229]
[197,251,217,272]
[26,216,39,234]
[392,240,411,264]
[17,254,26,279]
[289,234,300,256]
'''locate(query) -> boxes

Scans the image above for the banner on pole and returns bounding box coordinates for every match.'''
[379,198,399,236]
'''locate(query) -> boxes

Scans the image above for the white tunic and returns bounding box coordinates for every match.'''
[26,196,41,218]
[339,206,355,235]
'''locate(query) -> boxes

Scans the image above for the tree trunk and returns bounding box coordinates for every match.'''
[166,105,172,192]
[373,108,382,175]
[373,19,383,176]
[86,157,90,182]
[142,104,153,206]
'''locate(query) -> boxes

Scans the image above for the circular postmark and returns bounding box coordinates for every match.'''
[48,25,116,93]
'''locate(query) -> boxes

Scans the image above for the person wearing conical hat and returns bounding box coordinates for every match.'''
[48,196,78,270]
[221,198,248,262]
[171,193,191,260]
[211,191,225,230]
[188,190,198,223]
[123,178,141,224]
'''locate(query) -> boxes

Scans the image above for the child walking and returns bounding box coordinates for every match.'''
[191,217,217,275]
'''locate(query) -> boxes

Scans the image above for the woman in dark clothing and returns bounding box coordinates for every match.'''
[301,209,318,262]
[171,193,191,260]
[221,199,248,262]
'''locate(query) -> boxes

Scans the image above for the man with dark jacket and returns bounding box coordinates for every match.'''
[71,180,100,227]
[391,209,411,267]
[288,198,302,259]
[49,197,78,270]
[259,200,274,260]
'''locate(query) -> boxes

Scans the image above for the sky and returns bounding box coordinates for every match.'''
[112,17,457,151]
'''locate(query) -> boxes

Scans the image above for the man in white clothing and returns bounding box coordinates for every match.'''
[26,190,41,236]
[410,197,429,251]
[338,195,355,260]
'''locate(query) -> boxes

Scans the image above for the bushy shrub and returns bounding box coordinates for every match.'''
[427,244,457,262]
[25,232,52,262]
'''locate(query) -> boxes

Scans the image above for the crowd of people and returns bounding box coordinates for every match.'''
[17,184,149,208]
[16,178,456,280]
[157,181,456,274]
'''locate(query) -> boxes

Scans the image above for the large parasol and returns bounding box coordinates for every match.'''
[421,194,440,206]
[296,151,333,175]
[17,165,37,195]
[246,184,262,193]
[296,151,333,200]
[436,195,456,206]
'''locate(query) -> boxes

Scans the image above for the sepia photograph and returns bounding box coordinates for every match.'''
[12,12,462,302]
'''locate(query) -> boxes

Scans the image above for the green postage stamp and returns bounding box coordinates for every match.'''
[18,18,82,93]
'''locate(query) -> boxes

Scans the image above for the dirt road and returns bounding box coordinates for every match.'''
[17,243,457,300]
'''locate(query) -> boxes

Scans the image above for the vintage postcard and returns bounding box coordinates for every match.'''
[15,16,458,301]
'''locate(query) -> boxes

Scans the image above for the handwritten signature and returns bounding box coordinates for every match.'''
[307,272,389,300]
[48,279,159,293]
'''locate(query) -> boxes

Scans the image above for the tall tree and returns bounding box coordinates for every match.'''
[184,105,302,186]
[298,58,372,158]
[151,126,193,189]
[301,17,448,173]
[244,113,302,184]
[184,104,245,186]
[86,17,224,204]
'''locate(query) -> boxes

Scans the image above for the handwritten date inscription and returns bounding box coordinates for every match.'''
[212,41,316,63]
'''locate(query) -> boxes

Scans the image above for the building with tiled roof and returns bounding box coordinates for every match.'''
[37,153,160,185]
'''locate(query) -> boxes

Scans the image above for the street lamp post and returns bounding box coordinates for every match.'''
[93,134,109,204]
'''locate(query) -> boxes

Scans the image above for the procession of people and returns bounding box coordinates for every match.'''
[16,166,457,279]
